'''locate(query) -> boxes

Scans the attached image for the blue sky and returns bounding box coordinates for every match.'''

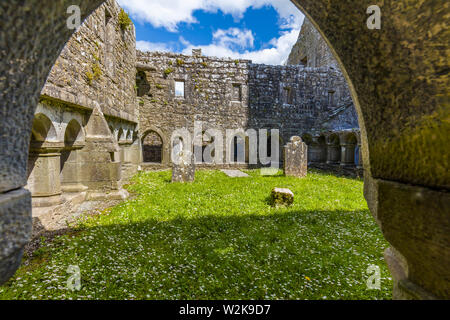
[118,0,305,65]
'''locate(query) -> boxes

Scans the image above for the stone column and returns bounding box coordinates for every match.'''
[119,139,140,182]
[356,132,363,169]
[308,137,326,163]
[340,143,356,166]
[326,143,341,164]
[326,134,341,164]
[60,147,88,193]
[27,143,64,207]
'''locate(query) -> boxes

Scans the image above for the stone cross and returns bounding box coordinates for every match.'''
[283,136,308,178]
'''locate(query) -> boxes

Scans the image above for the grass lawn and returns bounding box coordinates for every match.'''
[0,169,392,300]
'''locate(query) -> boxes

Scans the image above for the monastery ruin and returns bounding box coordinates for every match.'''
[1,0,448,300]
[28,1,362,219]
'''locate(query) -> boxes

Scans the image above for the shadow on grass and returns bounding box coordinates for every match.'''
[2,207,392,300]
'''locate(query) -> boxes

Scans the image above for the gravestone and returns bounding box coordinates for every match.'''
[283,136,308,178]
[172,150,195,183]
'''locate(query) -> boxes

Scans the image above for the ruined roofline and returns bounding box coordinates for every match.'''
[136,49,342,74]
[136,49,253,65]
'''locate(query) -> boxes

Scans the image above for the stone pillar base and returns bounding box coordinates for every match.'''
[61,183,89,193]
[385,247,438,300]
[86,189,129,201]
[31,193,63,207]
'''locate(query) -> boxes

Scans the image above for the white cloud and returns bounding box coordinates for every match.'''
[118,0,304,31]
[181,27,300,65]
[212,28,254,50]
[120,0,305,65]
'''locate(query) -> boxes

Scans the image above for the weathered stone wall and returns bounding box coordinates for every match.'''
[287,18,338,69]
[137,50,357,166]
[42,0,137,123]
[137,50,251,166]
[248,63,356,140]
[25,1,140,224]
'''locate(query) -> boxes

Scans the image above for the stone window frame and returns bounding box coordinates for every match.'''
[229,82,247,105]
[171,74,189,100]
[328,89,335,107]
[174,80,185,98]
[231,83,242,102]
[282,86,294,105]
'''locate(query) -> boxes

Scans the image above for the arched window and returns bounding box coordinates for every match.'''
[64,119,83,147]
[117,128,124,142]
[142,131,163,163]
[30,113,57,144]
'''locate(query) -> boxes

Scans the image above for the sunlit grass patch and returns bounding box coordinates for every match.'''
[0,169,392,300]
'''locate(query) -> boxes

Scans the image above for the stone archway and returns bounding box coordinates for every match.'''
[142,130,164,164]
[0,0,448,299]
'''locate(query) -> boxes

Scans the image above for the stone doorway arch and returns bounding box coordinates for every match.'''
[0,0,448,299]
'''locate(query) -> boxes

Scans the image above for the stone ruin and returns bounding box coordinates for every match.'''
[2,0,447,299]
[19,0,361,229]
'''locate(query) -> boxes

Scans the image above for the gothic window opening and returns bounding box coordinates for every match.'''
[142,131,163,163]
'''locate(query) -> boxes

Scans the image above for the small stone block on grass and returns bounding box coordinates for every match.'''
[270,188,294,207]
[221,169,249,178]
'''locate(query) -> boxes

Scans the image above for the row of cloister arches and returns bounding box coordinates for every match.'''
[27,109,87,208]
[139,128,361,169]
[301,131,361,168]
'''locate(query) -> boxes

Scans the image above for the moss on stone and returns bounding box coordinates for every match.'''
[118,9,132,31]
[164,68,174,76]
[86,62,102,85]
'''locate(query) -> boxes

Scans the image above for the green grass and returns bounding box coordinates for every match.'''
[0,170,392,300]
